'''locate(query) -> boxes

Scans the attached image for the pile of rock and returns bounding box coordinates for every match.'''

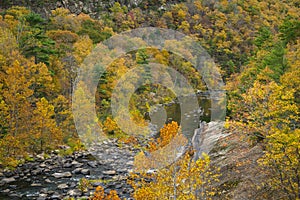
[0,138,139,200]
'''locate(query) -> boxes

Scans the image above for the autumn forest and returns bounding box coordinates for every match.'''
[0,0,299,199]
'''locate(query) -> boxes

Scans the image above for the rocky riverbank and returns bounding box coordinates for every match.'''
[0,121,229,200]
[0,138,140,200]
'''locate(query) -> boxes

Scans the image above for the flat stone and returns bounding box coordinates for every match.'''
[117,168,128,173]
[67,189,82,196]
[9,193,22,198]
[72,168,83,174]
[63,163,73,168]
[31,168,43,175]
[39,193,48,197]
[36,154,45,160]
[71,161,83,167]
[102,170,116,175]
[87,161,97,168]
[47,190,55,195]
[50,194,61,199]
[57,183,68,189]
[103,141,108,144]
[9,184,17,189]
[37,193,47,200]
[52,172,72,178]
[126,161,134,165]
[81,169,90,175]
[69,182,76,188]
[40,188,48,193]
[39,163,47,168]
[1,177,16,184]
[31,183,42,187]
[45,178,52,183]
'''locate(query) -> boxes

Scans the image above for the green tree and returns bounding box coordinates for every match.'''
[19,12,56,65]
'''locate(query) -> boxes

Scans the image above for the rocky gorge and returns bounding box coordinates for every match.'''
[0,120,230,200]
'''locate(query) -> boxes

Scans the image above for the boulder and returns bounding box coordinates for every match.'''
[192,121,229,160]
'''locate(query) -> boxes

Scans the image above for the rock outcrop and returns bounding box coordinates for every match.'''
[0,0,143,19]
[192,121,230,160]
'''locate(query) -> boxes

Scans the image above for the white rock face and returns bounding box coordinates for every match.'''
[192,121,230,160]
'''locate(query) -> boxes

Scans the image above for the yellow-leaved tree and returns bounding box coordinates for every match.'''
[256,39,300,199]
[31,97,63,152]
[130,152,220,200]
[131,121,220,199]
[227,27,300,199]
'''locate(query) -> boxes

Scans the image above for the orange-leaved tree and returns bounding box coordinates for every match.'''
[90,186,120,200]
[134,121,187,170]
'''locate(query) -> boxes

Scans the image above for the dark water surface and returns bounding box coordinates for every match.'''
[150,93,211,139]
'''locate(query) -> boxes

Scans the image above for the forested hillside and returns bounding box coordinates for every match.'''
[0,0,299,199]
